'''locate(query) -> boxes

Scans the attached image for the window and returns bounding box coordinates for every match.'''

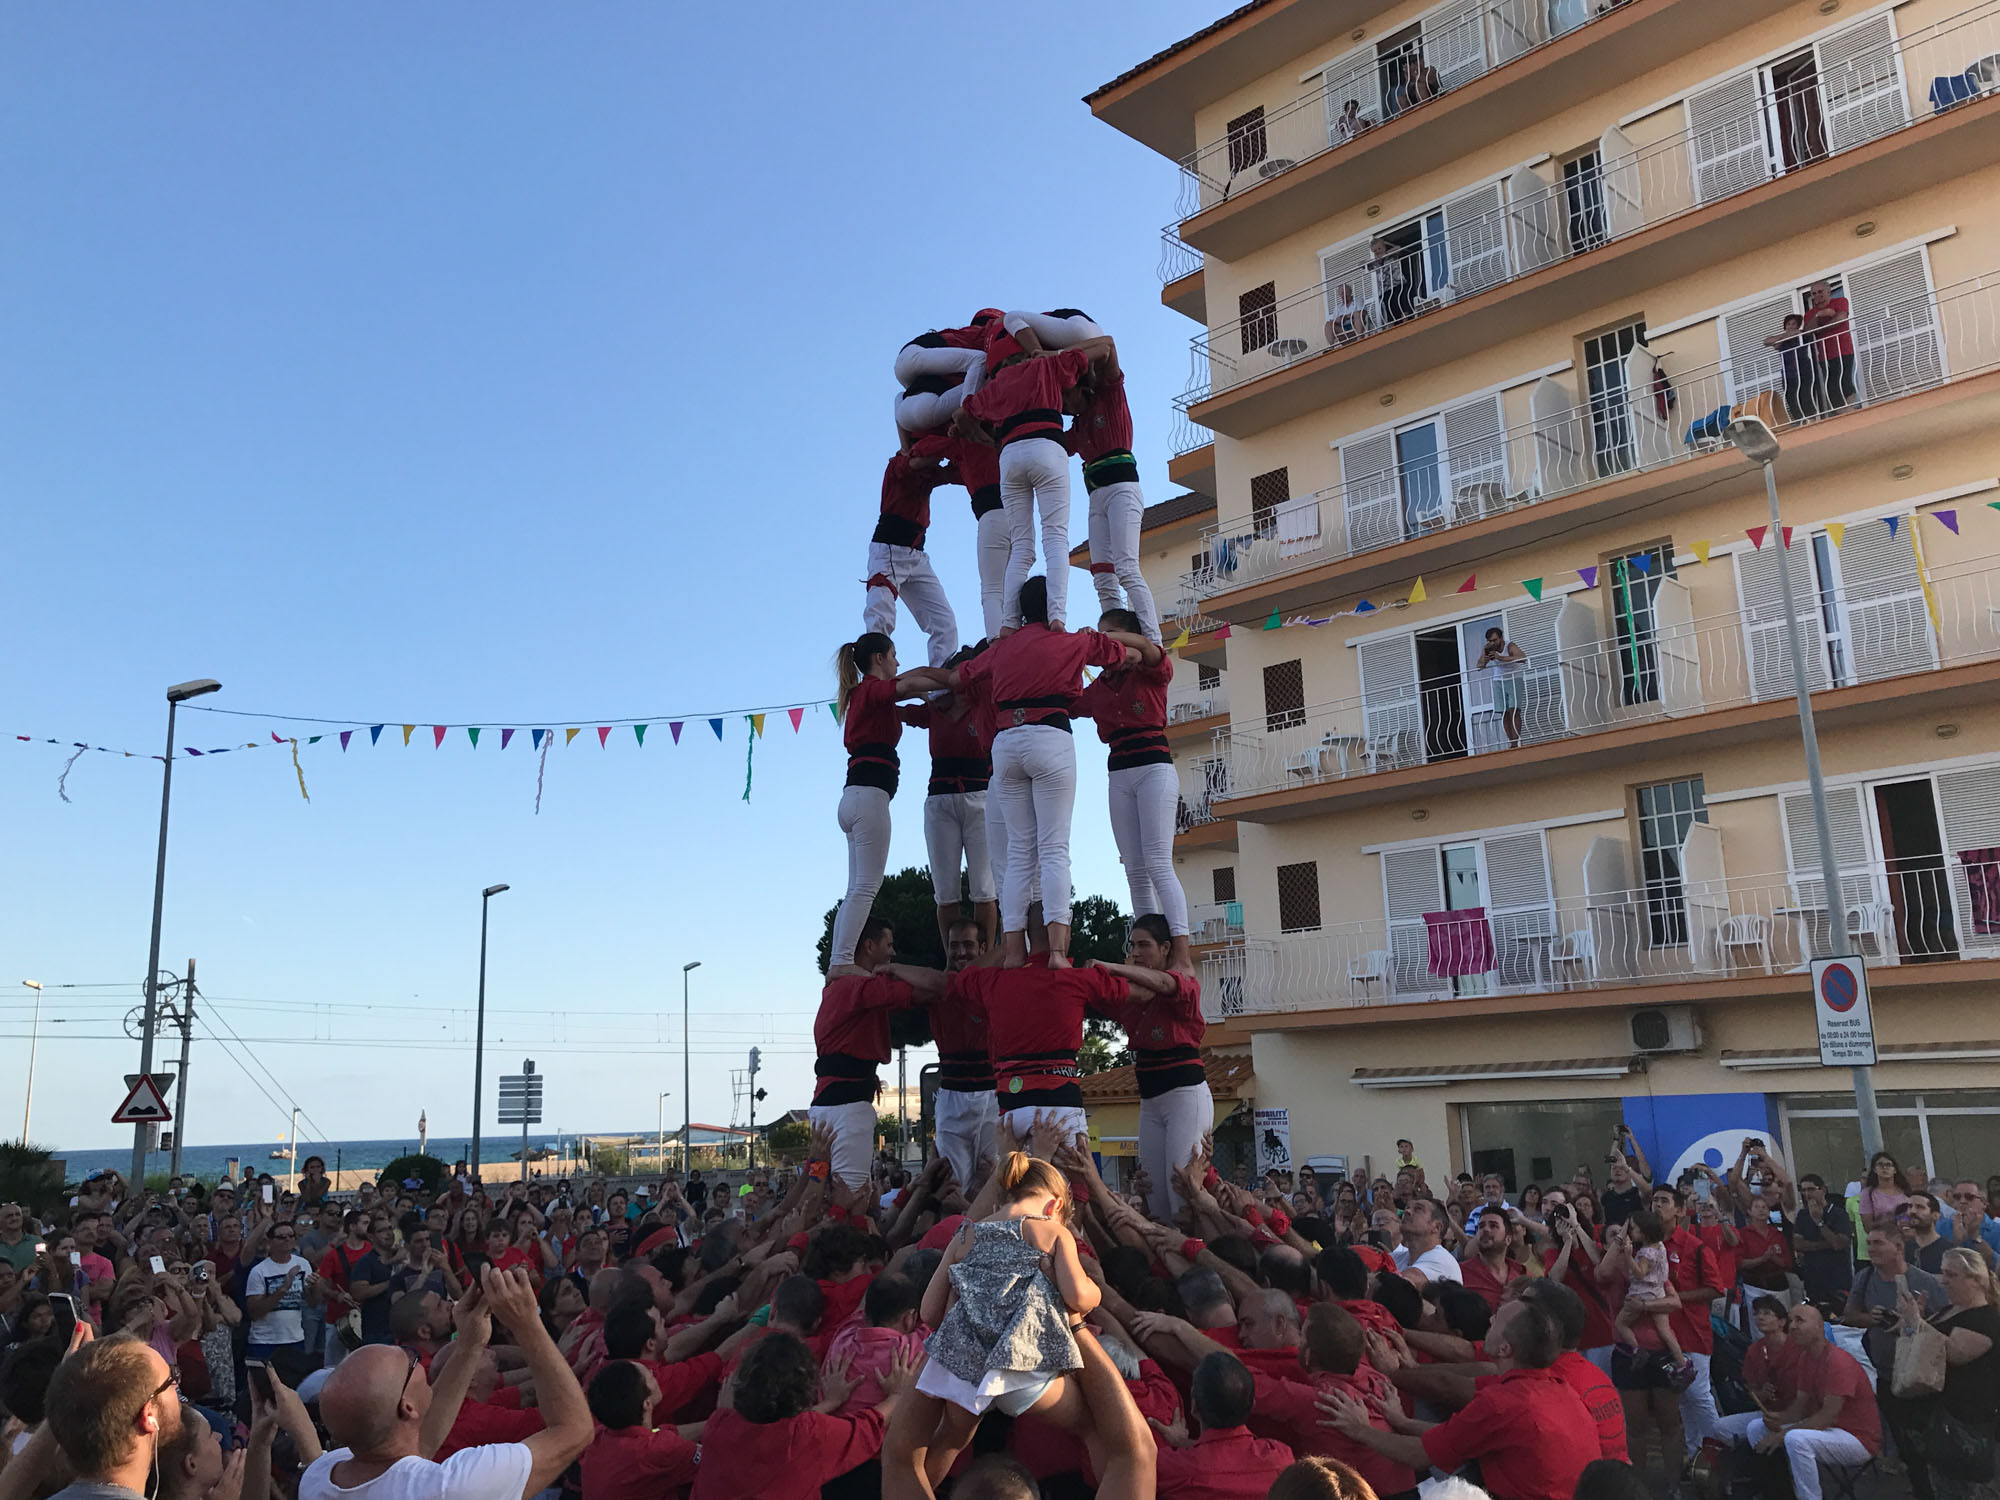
[1239,283,1277,354]
[1637,776,1708,946]
[1213,867,1237,903]
[1226,107,1268,178]
[1278,861,1321,932]
[1610,541,1678,705]
[1562,151,1607,253]
[1583,320,1646,477]
[1250,467,1291,538]
[1264,660,1305,732]
[1197,663,1221,691]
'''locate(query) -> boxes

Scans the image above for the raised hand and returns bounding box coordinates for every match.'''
[1028,1112,1064,1162]
[881,1345,920,1397]
[819,1354,856,1411]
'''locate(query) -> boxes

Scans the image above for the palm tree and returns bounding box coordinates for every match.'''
[0,1142,67,1215]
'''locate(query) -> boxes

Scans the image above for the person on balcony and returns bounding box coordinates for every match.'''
[1324,284,1370,346]
[1057,335,1161,644]
[1370,238,1417,326]
[1764,312,1817,423]
[1332,99,1372,143]
[1075,609,1188,966]
[863,438,961,668]
[1804,280,1857,413]
[1476,627,1529,748]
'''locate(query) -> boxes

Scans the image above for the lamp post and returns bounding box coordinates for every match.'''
[471,884,510,1179]
[681,961,701,1176]
[19,981,43,1141]
[133,678,221,1186]
[1726,416,1883,1157]
[657,1091,670,1174]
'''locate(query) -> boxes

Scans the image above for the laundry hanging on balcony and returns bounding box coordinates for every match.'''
[1424,907,1495,978]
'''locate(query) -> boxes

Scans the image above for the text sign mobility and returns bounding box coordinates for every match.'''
[1812,955,1877,1067]
[1255,1107,1293,1175]
[497,1072,544,1126]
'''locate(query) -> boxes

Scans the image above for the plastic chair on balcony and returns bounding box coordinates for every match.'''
[1348,949,1391,1001]
[1363,729,1418,774]
[1717,913,1775,974]
[1847,902,1895,960]
[1548,930,1598,989]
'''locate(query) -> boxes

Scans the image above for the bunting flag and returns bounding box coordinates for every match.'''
[1214,624,1232,639]
[788,707,805,732]
[1456,575,1477,593]
[432,726,447,748]
[1263,608,1281,630]
[1521,579,1544,601]
[752,713,766,738]
[1693,540,1712,566]
[742,716,756,802]
[633,724,647,746]
[1780,525,1794,549]
[1354,599,1375,613]
[340,730,353,751]
[565,727,580,746]
[1886,515,1901,538]
[1825,523,1845,550]
[1577,565,1599,590]
[1932,508,1960,534]
[1745,525,1769,550]
[467,728,480,748]
[370,725,384,745]
[1169,625,1190,650]
[1990,501,2000,513]
[402,725,415,746]
[708,718,723,740]
[596,726,612,748]
[670,721,684,743]
[1408,576,1428,604]
[500,728,515,750]
[828,700,842,723]
[531,728,546,750]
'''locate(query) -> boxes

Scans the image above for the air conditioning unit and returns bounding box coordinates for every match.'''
[1630,1005,1703,1055]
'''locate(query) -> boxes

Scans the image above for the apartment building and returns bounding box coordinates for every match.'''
[1089,0,2000,1192]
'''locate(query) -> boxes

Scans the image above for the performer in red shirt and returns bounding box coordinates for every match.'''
[862,439,959,669]
[900,674,994,949]
[1075,613,1189,967]
[1086,917,1206,1217]
[690,1332,909,1500]
[1652,1185,1724,1454]
[1150,1351,1292,1500]
[826,633,946,970]
[1239,1306,1418,1500]
[812,916,920,1188]
[957,343,1093,629]
[1514,1280,1629,1463]
[1062,337,1160,645]
[1716,1294,1799,1444]
[1744,1305,1879,1498]
[949,578,1134,964]
[892,312,1000,436]
[581,1360,700,1500]
[1457,1210,1526,1314]
[928,918,997,1192]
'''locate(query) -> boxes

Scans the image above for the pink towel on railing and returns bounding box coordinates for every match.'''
[1961,848,2000,935]
[1424,908,1495,977]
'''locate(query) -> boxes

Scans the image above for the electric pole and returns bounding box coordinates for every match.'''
[168,959,195,1178]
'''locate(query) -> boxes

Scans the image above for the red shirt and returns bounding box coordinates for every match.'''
[1736,1220,1794,1274]
[1560,1256,1620,1352]
[918,1215,965,1251]
[926,986,993,1094]
[940,318,997,351]
[947,956,1127,1110]
[1351,1244,1394,1276]
[582,1422,699,1500]
[1744,1334,1800,1407]
[1152,1424,1292,1500]
[1552,1350,1628,1462]
[1809,295,1854,358]
[688,1405,885,1500]
[639,1352,725,1420]
[435,1399,544,1459]
[961,350,1089,448]
[486,1245,542,1284]
[956,624,1128,725]
[1790,1343,1880,1453]
[841,675,903,793]
[1422,1365,1598,1500]
[1334,1297,1403,1339]
[874,436,954,549]
[898,700,990,797]
[1075,654,1171,740]
[1064,369,1134,464]
[1698,1224,1740,1290]
[1661,1228,1720,1356]
[1458,1253,1526,1313]
[317,1242,368,1316]
[816,1273,873,1335]
[1089,974,1205,1098]
[1250,1366,1415,1500]
[944,433,1002,516]
[812,973,916,1106]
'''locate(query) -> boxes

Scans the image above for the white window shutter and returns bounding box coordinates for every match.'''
[1340,429,1401,554]
[1598,125,1643,238]
[1502,595,1568,741]
[1442,393,1508,513]
[1358,634,1423,751]
[1489,0,1547,65]
[1735,538,1830,700]
[1816,14,1907,152]
[1846,248,1943,401]
[1424,0,1489,93]
[1483,831,1556,988]
[1506,164,1563,274]
[1686,72,1770,204]
[1321,44,1382,143]
[1838,514,1936,681]
[1938,765,2000,853]
[1442,181,1508,298]
[1782,784,1870,911]
[1530,375,1586,494]
[1382,847,1446,999]
[1719,292,1798,403]
[1322,233,1380,329]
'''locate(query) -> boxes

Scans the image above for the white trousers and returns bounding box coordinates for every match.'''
[894,342,985,388]
[1713,1412,1761,1443]
[1001,1104,1089,1148]
[994,726,1076,930]
[1087,480,1160,642]
[935,1088,998,1191]
[808,1100,879,1190]
[1108,763,1188,936]
[1678,1351,1720,1456]
[1140,1083,1212,1219]
[1745,1417,1871,1500]
[1002,311,1107,349]
[830,785,892,966]
[924,791,995,905]
[977,506,1011,642]
[1000,438,1072,628]
[984,773,1037,906]
[863,542,958,667]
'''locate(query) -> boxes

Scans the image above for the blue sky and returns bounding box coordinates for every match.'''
[1,3,1220,1155]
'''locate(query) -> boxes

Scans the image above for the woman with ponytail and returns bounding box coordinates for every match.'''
[1087,914,1207,1220]
[830,632,946,970]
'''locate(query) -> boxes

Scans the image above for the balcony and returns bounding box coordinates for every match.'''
[1189,899,1247,949]
[1173,0,1795,262]
[1186,269,2000,616]
[1182,7,2000,439]
[1207,553,2000,821]
[1175,746,1238,851]
[1161,225,1205,323]
[1203,859,2000,1024]
[1168,676,1230,744]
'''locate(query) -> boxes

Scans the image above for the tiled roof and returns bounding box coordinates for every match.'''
[1080,1047,1254,1105]
[1085,1,1277,103]
[1141,491,1218,530]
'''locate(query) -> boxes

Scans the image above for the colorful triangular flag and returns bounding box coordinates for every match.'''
[500,728,515,750]
[185,747,203,756]
[1521,579,1544,601]
[751,712,766,738]
[340,730,353,751]
[1885,515,1900,538]
[1780,525,1793,549]
[634,724,647,746]
[670,721,684,743]
[402,725,415,746]
[531,729,546,750]
[1577,565,1599,589]
[1214,624,1231,640]
[1628,554,1652,575]
[432,725,447,748]
[1355,599,1375,613]
[467,727,480,748]
[1693,540,1712,566]
[307,735,320,744]
[1745,525,1768,550]
[829,700,842,723]
[788,707,805,732]
[1932,508,1959,534]
[1169,626,1190,650]
[565,727,580,746]
[1989,500,2000,513]
[1825,523,1845,550]
[1408,576,1428,604]
[1263,608,1281,630]
[370,725,384,745]
[271,731,285,743]
[1456,575,1477,593]
[597,726,612,748]
[709,718,723,740]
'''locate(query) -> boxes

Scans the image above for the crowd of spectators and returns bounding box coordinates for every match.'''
[0,1121,1994,1500]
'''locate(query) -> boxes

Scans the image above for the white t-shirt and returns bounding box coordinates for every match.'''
[245,1254,313,1345]
[1393,1244,1464,1285]
[301,1446,533,1500]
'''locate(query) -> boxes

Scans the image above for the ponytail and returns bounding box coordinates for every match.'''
[1018,576,1050,627]
[834,632,894,718]
[994,1152,1069,1212]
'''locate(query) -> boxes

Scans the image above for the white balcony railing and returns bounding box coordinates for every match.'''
[1182,1,2000,407]
[1172,345,1213,457]
[1208,552,2000,804]
[1203,857,1999,1021]
[1176,744,1234,834]
[1185,268,2000,601]
[1173,0,1627,224]
[1188,899,1248,946]
[1168,676,1230,725]
[1160,224,1202,287]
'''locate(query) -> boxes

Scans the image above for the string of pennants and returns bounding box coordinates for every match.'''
[1168,505,1973,647]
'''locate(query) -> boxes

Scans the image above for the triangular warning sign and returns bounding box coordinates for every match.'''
[112,1074,173,1125]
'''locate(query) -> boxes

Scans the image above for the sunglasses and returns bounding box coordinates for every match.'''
[399,1348,421,1404]
[140,1368,184,1419]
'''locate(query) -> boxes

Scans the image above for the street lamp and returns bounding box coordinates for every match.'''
[20,982,43,1141]
[657,1091,670,1174]
[470,884,510,1179]
[133,678,221,1185]
[1726,416,1883,1157]
[681,961,701,1175]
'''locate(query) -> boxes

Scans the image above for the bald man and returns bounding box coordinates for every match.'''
[300,1265,591,1500]
[15,1336,189,1500]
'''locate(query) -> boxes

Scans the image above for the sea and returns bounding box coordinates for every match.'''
[57,1132,624,1184]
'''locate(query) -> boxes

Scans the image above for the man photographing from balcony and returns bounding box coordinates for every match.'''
[1476,628,1528,748]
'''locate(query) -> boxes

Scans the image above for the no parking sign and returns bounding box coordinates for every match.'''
[1811,956,1877,1067]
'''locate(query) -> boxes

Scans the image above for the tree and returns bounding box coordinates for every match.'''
[766,1119,809,1153]
[1071,894,1134,1074]
[1,1144,66,1216]
[817,867,947,975]
[378,1153,449,1195]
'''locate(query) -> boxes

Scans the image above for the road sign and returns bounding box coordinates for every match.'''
[1812,955,1877,1067]
[125,1073,175,1094]
[498,1059,543,1126]
[113,1074,174,1125]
